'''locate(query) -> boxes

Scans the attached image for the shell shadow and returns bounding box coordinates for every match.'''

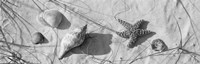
[57,14,71,30]
[130,32,156,48]
[38,36,49,44]
[61,33,113,58]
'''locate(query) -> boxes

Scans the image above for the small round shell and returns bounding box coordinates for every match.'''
[32,32,48,44]
[151,39,168,52]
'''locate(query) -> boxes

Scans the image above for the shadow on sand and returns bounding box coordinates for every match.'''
[130,32,156,48]
[57,14,71,30]
[61,33,113,58]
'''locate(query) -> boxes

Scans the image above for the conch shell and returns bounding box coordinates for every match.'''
[58,25,87,60]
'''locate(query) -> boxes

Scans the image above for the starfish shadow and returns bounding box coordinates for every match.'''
[60,33,113,58]
[57,14,71,30]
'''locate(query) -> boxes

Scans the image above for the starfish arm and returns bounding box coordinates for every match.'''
[116,30,131,38]
[131,20,145,30]
[118,19,135,30]
[127,34,137,48]
[135,29,153,36]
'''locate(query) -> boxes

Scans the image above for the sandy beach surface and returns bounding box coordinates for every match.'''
[0,0,200,64]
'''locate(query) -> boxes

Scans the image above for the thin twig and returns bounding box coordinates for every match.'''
[128,45,150,64]
[0,2,24,47]
[32,0,43,12]
[175,19,183,48]
[0,40,30,48]
[0,26,11,50]
[179,0,200,47]
[51,1,117,33]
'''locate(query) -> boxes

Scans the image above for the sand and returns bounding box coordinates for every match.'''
[0,0,200,64]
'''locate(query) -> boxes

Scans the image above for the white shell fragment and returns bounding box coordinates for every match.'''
[37,9,63,28]
[151,39,168,52]
[32,32,48,44]
[58,25,87,60]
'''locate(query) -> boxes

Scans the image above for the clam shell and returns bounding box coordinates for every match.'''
[32,32,48,44]
[38,9,63,28]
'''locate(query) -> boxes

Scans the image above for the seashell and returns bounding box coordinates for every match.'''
[37,9,63,28]
[32,32,48,44]
[58,25,87,60]
[151,39,168,52]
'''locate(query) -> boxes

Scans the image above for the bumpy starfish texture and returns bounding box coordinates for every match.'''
[116,19,153,48]
[58,25,87,60]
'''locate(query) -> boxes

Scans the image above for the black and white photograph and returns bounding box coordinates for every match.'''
[0,0,200,64]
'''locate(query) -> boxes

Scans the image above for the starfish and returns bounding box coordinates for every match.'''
[116,19,153,48]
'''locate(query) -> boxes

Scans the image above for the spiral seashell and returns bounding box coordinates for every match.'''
[58,25,87,60]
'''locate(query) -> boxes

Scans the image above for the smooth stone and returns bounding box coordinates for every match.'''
[32,32,48,44]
